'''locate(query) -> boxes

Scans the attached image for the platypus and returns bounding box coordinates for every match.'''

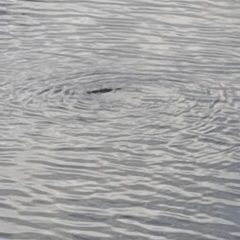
[87,87,121,94]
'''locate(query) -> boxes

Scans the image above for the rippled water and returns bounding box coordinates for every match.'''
[1,0,240,239]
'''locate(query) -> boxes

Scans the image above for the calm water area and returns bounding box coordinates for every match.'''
[0,0,240,239]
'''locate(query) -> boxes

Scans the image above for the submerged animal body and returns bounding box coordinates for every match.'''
[87,87,121,94]
[37,86,121,96]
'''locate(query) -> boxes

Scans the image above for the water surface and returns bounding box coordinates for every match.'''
[0,0,240,239]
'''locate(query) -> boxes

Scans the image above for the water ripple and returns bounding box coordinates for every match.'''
[1,0,240,239]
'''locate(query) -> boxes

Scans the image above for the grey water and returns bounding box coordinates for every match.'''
[0,0,240,239]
